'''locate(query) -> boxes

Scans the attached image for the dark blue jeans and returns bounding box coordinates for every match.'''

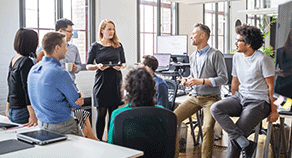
[9,107,29,124]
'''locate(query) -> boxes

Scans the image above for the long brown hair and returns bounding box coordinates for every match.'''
[98,19,120,48]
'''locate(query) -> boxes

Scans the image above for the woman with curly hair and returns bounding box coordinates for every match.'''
[107,67,164,144]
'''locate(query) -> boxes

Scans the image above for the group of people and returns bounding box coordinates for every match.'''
[6,16,280,158]
[173,23,279,158]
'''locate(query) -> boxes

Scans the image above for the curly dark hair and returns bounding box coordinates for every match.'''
[235,24,264,51]
[122,67,156,107]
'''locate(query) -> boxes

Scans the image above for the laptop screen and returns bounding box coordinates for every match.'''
[153,53,171,68]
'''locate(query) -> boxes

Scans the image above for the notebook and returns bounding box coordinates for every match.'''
[153,53,171,72]
[17,129,68,145]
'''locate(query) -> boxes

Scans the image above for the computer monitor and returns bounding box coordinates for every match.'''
[157,35,188,56]
[274,1,292,111]
[224,54,233,86]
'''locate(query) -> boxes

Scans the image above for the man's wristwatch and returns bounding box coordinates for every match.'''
[202,79,205,85]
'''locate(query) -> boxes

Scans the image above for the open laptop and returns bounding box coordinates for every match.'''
[153,53,171,72]
[17,129,68,145]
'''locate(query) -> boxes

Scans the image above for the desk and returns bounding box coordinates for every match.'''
[0,115,143,158]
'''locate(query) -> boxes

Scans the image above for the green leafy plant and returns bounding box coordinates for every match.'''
[259,15,277,62]
[261,46,275,62]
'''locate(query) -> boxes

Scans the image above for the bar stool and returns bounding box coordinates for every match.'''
[263,111,292,158]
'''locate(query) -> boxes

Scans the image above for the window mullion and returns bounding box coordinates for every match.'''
[56,0,63,19]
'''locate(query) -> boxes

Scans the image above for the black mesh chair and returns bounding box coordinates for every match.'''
[164,79,178,111]
[113,107,177,158]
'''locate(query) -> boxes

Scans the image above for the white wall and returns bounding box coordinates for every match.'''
[96,0,137,67]
[230,0,246,51]
[178,3,203,55]
[0,0,19,115]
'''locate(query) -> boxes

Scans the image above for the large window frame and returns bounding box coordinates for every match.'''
[19,0,95,64]
[138,0,177,62]
[204,2,226,53]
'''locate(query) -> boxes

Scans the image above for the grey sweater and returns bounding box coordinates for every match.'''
[189,47,228,96]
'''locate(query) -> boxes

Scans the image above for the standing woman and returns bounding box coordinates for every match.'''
[86,19,126,140]
[6,28,38,126]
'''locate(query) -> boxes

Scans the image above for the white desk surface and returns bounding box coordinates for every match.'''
[0,115,143,158]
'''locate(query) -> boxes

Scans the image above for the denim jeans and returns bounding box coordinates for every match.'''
[9,107,29,124]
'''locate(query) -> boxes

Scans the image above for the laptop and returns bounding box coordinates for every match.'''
[153,53,171,72]
[17,129,68,145]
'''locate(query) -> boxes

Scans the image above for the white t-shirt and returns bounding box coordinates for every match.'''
[232,50,275,103]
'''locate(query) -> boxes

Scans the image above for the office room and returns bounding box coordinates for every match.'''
[1,0,292,157]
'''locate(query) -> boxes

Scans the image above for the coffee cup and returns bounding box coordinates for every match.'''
[66,63,73,72]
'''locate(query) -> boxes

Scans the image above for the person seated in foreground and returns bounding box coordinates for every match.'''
[107,67,164,143]
[27,32,97,140]
[140,55,169,109]
[210,24,279,158]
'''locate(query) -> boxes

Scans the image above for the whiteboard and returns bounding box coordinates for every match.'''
[157,35,188,55]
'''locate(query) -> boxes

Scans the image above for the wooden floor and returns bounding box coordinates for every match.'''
[178,118,275,158]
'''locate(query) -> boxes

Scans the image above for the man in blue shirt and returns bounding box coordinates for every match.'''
[36,18,81,82]
[140,55,169,109]
[28,32,84,135]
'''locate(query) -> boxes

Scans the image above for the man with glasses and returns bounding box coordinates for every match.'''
[37,18,81,83]
[174,23,228,158]
[211,24,279,158]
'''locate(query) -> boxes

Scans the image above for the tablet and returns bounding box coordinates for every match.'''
[17,129,68,145]
[102,63,122,66]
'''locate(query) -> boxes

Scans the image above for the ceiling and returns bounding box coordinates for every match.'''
[167,0,241,5]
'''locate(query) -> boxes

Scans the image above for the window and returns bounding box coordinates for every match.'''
[22,0,90,64]
[204,2,225,53]
[246,0,261,27]
[139,0,172,60]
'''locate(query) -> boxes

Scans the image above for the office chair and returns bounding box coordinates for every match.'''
[164,79,178,111]
[113,107,177,158]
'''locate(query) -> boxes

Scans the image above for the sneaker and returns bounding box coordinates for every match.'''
[242,140,257,158]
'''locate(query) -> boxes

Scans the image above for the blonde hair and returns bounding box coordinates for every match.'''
[98,19,120,48]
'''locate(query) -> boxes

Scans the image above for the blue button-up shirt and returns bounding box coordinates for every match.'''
[37,43,81,82]
[27,56,80,124]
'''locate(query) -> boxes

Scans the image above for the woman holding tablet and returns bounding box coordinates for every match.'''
[86,19,126,140]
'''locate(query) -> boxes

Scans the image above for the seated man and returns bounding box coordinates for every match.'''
[210,24,279,158]
[28,32,96,139]
[140,55,169,109]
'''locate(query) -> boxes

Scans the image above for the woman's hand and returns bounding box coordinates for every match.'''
[5,109,9,118]
[23,115,38,127]
[112,65,122,71]
[96,64,109,71]
[23,106,38,127]
[6,102,10,118]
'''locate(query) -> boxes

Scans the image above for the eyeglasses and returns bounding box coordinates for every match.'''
[64,30,73,34]
[235,39,244,43]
